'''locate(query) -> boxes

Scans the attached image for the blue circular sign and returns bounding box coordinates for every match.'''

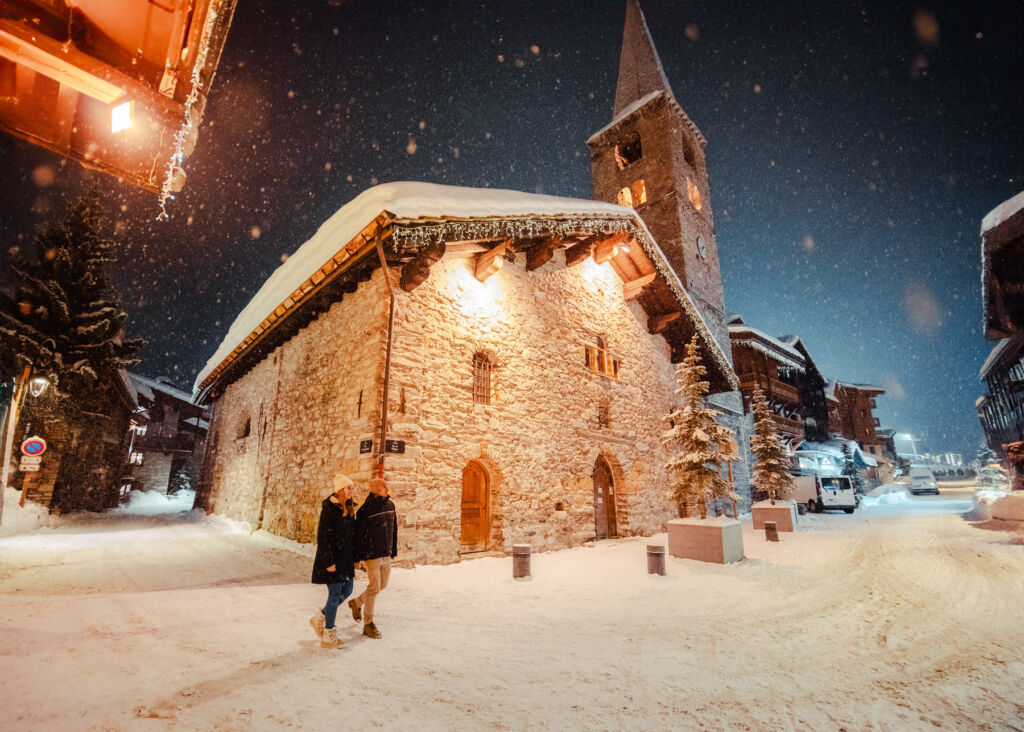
[21,436,46,456]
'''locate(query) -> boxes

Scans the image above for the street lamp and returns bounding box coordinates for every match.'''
[28,376,49,398]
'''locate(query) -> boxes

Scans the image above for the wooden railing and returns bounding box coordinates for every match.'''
[738,373,800,404]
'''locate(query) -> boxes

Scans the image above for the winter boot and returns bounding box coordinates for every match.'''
[363,622,381,639]
[320,626,342,649]
[309,613,325,639]
[348,598,362,622]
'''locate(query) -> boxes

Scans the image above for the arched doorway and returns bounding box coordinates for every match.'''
[592,456,617,539]
[460,461,490,550]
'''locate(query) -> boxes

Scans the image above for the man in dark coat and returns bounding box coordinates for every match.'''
[347,477,397,639]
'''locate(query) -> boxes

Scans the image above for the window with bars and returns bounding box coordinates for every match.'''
[129,451,143,465]
[473,352,492,405]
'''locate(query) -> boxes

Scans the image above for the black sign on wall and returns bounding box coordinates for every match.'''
[359,439,373,454]
[385,439,406,454]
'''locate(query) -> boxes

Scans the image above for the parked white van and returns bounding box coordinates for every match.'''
[792,475,857,514]
[909,467,939,495]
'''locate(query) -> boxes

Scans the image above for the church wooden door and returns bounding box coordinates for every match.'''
[460,461,489,550]
[592,457,617,539]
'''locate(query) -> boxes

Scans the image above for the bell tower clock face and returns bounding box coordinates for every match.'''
[696,235,708,260]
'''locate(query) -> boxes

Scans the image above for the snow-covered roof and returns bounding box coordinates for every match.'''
[183,416,210,431]
[979,337,1015,379]
[981,190,1024,235]
[975,395,988,408]
[195,181,737,395]
[128,373,195,405]
[585,89,707,148]
[728,324,806,371]
[824,379,839,402]
[798,439,878,467]
[836,381,885,394]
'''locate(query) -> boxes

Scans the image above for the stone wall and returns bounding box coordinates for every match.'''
[133,451,173,493]
[382,250,686,564]
[197,272,389,539]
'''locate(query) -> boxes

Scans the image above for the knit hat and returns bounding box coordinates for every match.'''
[328,473,354,498]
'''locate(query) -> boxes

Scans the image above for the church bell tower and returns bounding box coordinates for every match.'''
[587,0,731,361]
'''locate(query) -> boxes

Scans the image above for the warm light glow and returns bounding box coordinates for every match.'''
[111,101,134,133]
[616,187,633,206]
[28,376,49,397]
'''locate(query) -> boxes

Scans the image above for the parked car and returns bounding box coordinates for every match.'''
[792,475,857,514]
[909,467,939,495]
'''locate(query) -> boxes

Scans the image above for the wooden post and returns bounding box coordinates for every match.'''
[512,543,531,579]
[764,521,779,542]
[0,365,32,522]
[646,544,666,575]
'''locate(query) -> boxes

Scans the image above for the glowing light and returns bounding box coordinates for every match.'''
[28,376,49,397]
[111,101,134,133]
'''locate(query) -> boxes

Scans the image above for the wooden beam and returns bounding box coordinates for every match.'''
[594,231,629,264]
[399,242,446,292]
[565,234,600,267]
[622,272,657,300]
[475,239,510,281]
[526,237,561,272]
[648,310,682,334]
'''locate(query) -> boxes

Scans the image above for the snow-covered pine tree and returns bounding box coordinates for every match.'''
[840,441,859,483]
[4,192,143,411]
[663,334,738,519]
[749,384,794,504]
[975,444,1008,490]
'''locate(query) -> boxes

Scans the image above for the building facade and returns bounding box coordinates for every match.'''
[195,2,751,564]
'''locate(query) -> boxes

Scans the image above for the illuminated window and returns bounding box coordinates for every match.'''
[631,179,647,205]
[129,451,143,465]
[585,337,621,379]
[686,177,702,211]
[613,132,642,170]
[617,187,634,206]
[473,353,492,405]
[133,424,147,437]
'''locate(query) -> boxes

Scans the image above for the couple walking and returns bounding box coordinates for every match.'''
[309,473,398,649]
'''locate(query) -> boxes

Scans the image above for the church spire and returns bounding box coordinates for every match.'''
[613,0,676,117]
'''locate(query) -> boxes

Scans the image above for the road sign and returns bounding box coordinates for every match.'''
[19,455,42,464]
[21,436,46,456]
[19,462,40,472]
[969,460,982,471]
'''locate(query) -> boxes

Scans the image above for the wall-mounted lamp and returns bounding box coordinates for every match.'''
[111,100,134,133]
[28,376,49,398]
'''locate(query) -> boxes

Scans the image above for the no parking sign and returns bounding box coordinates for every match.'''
[21,436,46,456]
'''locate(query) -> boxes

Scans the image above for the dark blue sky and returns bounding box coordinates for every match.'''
[2,0,1022,458]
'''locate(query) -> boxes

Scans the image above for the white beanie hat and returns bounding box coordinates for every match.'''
[328,473,354,498]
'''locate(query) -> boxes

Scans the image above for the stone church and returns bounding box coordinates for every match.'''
[193,0,749,565]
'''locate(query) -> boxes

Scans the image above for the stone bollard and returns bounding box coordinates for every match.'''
[512,543,531,579]
[647,544,666,575]
[764,521,780,542]
[796,503,807,516]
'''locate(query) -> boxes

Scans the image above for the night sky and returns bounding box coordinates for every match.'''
[1,0,1022,459]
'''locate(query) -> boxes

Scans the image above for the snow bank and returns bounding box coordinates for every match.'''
[970,488,1008,521]
[0,488,59,537]
[112,489,197,516]
[991,493,1024,522]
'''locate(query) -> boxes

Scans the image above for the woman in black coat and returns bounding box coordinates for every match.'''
[309,474,358,649]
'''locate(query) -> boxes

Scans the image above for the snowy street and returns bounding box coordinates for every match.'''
[1,489,1022,731]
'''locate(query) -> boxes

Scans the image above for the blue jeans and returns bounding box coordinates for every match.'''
[322,578,354,629]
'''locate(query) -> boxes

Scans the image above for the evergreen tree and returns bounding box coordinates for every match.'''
[975,444,1008,490]
[840,442,859,483]
[749,385,794,504]
[2,192,142,412]
[663,335,738,519]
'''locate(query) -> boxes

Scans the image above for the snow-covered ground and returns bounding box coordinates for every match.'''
[1,487,1021,730]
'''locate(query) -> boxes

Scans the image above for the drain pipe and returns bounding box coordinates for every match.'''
[374,224,395,479]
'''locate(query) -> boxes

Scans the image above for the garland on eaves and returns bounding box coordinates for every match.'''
[392,215,739,390]
[156,0,230,220]
[732,338,806,372]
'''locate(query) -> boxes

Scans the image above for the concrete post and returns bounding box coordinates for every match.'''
[646,544,666,575]
[512,543,531,578]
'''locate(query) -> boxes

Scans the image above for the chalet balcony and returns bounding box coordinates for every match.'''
[134,432,198,453]
[771,413,805,438]
[738,373,800,405]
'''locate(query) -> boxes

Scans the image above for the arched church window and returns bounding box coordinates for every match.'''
[631,179,647,205]
[686,177,702,211]
[617,186,633,207]
[614,132,642,170]
[584,336,621,379]
[473,352,492,405]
